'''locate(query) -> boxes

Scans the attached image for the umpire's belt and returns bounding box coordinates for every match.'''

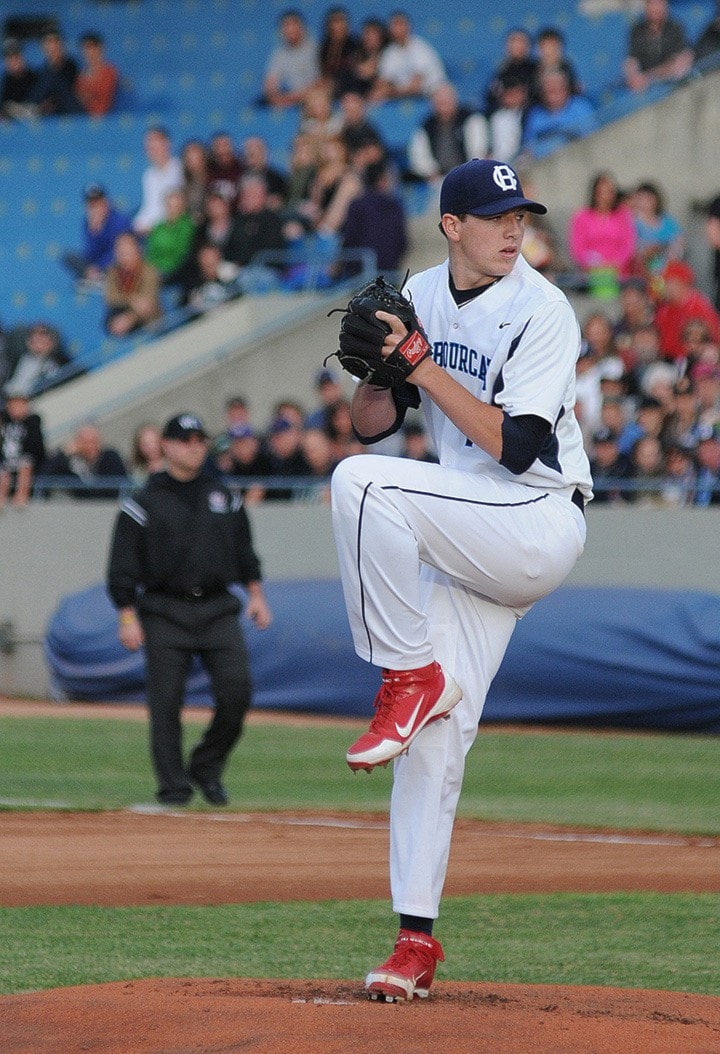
[158,586,227,601]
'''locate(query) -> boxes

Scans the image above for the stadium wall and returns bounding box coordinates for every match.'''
[1,503,718,699]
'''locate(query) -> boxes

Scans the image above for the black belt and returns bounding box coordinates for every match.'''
[157,586,227,601]
[571,488,585,514]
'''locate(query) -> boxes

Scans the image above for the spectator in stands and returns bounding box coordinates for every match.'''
[370,10,447,101]
[262,414,312,500]
[281,132,320,233]
[227,173,287,269]
[623,322,663,399]
[705,192,720,311]
[191,189,238,258]
[574,313,624,442]
[679,318,715,377]
[533,26,583,100]
[299,426,335,501]
[693,423,720,504]
[75,31,119,116]
[487,76,530,163]
[340,159,407,280]
[613,278,655,361]
[568,171,637,287]
[691,361,720,430]
[241,136,288,211]
[41,422,128,499]
[623,0,693,94]
[61,183,132,289]
[133,126,183,237]
[407,82,489,182]
[305,135,364,238]
[664,375,701,451]
[261,8,320,109]
[617,394,667,457]
[337,16,388,97]
[317,5,359,99]
[661,442,697,506]
[181,139,210,223]
[587,425,625,504]
[305,368,345,429]
[694,0,720,65]
[520,68,598,160]
[207,131,244,204]
[298,83,345,151]
[145,188,196,285]
[400,420,438,463]
[624,433,666,505]
[214,423,271,504]
[129,422,164,483]
[483,27,537,117]
[0,389,46,510]
[654,260,720,361]
[0,38,37,121]
[628,180,685,285]
[2,322,72,397]
[104,231,163,337]
[184,243,241,315]
[338,90,386,168]
[224,395,253,431]
[27,29,82,116]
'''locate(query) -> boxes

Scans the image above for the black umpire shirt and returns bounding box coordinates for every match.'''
[107,471,262,609]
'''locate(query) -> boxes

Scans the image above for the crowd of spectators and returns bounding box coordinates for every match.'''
[0,28,118,119]
[575,242,720,505]
[3,4,720,511]
[0,371,440,508]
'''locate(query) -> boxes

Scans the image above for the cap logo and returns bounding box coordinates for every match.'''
[179,414,201,431]
[492,165,518,193]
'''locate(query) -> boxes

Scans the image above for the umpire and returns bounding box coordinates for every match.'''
[107,412,272,806]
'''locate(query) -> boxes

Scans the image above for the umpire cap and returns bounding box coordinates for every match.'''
[162,413,208,440]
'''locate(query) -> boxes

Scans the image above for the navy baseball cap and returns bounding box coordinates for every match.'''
[162,413,208,440]
[440,159,547,217]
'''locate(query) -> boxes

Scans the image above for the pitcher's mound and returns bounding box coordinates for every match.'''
[4,977,720,1054]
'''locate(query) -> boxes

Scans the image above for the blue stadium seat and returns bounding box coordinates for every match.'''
[0,0,714,379]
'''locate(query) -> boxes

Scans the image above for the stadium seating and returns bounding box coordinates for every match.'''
[0,0,714,370]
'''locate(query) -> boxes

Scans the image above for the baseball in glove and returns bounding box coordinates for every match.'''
[326,275,432,389]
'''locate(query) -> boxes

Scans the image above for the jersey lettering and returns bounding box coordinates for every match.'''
[432,341,490,388]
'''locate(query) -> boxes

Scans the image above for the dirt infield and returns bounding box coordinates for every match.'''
[2,700,720,1052]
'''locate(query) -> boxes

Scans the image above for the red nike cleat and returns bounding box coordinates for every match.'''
[346,661,462,772]
[366,929,445,1002]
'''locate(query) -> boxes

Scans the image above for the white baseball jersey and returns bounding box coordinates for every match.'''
[406,254,593,498]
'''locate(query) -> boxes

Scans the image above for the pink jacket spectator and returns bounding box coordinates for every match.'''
[569,204,637,279]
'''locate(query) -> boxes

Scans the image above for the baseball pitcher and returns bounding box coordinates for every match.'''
[328,158,592,1001]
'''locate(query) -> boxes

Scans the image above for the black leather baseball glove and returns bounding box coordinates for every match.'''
[326,275,432,389]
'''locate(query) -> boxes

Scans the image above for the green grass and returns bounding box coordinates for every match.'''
[1,895,719,996]
[1,711,720,997]
[1,714,719,834]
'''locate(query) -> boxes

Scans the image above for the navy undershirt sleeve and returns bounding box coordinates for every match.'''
[499,413,552,474]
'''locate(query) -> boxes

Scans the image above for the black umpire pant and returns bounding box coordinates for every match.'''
[139,592,252,802]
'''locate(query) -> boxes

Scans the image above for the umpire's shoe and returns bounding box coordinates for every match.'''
[366,929,445,1002]
[191,777,229,806]
[346,661,462,772]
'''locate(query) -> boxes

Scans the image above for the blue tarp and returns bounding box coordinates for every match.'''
[44,581,720,731]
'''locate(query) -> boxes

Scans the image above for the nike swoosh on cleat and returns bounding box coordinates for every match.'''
[394,695,428,739]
